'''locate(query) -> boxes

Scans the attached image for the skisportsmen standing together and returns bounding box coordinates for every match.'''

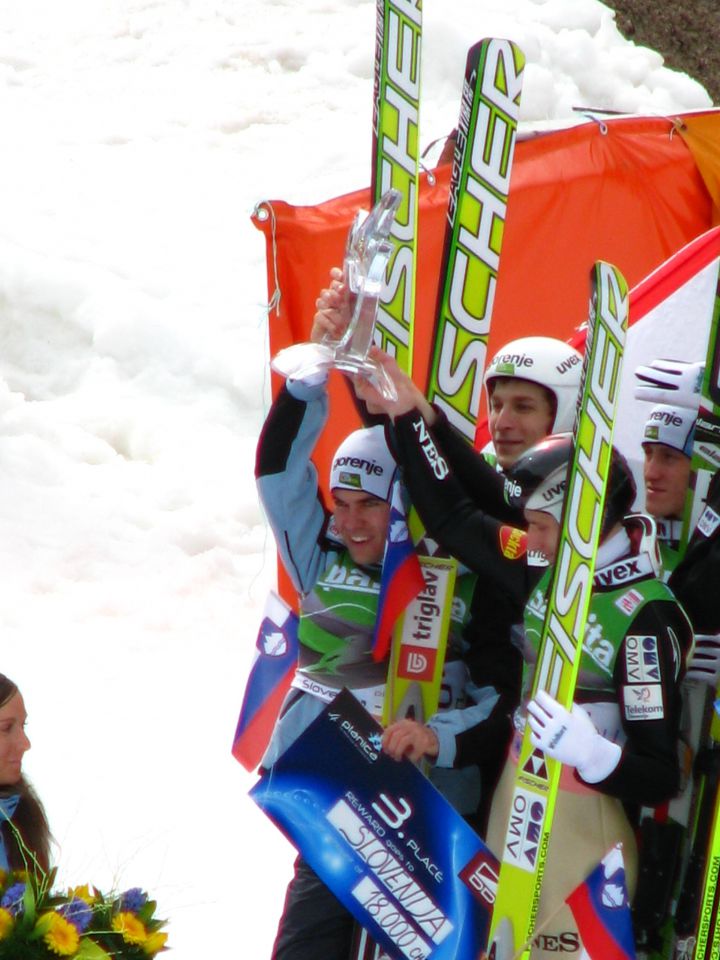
[359,347,694,958]
[316,266,585,829]
[353,337,583,828]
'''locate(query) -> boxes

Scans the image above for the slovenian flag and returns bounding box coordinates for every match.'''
[232,591,299,771]
[371,475,425,662]
[566,844,636,960]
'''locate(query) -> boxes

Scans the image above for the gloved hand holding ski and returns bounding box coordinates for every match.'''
[271,189,401,399]
[527,689,621,783]
[634,357,705,409]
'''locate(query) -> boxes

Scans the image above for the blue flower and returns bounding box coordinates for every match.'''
[119,887,147,913]
[1,882,26,914]
[59,897,93,932]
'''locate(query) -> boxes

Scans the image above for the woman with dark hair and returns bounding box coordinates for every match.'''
[0,673,52,873]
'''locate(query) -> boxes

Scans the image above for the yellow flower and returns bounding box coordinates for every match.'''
[67,884,96,904]
[142,930,169,955]
[0,907,14,940]
[112,910,148,945]
[40,912,80,957]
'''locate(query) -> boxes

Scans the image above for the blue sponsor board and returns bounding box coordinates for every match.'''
[251,688,497,959]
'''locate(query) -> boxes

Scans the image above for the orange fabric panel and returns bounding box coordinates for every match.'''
[678,114,720,224]
[252,110,719,599]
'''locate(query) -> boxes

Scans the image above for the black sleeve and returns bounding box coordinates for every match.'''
[668,471,720,633]
[589,598,691,805]
[255,384,308,478]
[389,408,528,595]
[430,408,512,515]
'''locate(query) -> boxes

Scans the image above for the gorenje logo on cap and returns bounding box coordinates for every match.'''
[338,471,362,489]
[333,456,384,477]
[493,353,534,376]
[649,409,683,427]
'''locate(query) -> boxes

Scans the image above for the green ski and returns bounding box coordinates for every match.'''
[426,38,524,440]
[669,254,720,960]
[350,5,422,958]
[487,261,629,960]
[371,0,422,376]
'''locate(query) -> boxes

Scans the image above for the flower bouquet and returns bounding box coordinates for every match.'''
[0,868,169,959]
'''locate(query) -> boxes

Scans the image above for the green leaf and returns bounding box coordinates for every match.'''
[77,937,113,960]
[21,881,37,924]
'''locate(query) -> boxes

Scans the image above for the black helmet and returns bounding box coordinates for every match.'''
[504,433,636,539]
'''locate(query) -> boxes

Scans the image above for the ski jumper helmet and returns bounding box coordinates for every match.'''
[329,425,396,502]
[505,433,636,538]
[484,336,583,432]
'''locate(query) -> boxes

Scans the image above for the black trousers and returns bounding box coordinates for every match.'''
[271,856,355,960]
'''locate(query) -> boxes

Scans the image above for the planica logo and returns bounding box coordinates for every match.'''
[341,719,380,762]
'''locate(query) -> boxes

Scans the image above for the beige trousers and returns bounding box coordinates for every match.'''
[486,756,638,960]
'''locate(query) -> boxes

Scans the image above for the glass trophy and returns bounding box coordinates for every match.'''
[271,188,402,400]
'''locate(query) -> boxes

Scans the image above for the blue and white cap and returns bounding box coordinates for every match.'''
[329,425,395,502]
[642,403,696,457]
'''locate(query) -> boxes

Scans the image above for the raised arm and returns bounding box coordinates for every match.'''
[255,379,331,595]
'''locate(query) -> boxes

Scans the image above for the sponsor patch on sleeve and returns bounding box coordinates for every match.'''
[614,588,643,617]
[623,683,665,721]
[698,505,720,539]
[624,635,661,684]
[499,525,528,560]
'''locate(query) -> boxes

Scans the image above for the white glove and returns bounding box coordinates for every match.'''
[526,689,622,784]
[686,634,720,686]
[287,367,329,389]
[634,358,704,408]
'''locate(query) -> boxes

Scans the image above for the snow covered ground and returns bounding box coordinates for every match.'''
[0,0,711,956]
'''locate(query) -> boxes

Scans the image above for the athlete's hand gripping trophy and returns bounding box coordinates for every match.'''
[271,188,401,401]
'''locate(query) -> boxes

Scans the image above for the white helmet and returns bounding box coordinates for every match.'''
[484,336,583,432]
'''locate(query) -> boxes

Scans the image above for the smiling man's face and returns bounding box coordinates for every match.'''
[332,489,391,566]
